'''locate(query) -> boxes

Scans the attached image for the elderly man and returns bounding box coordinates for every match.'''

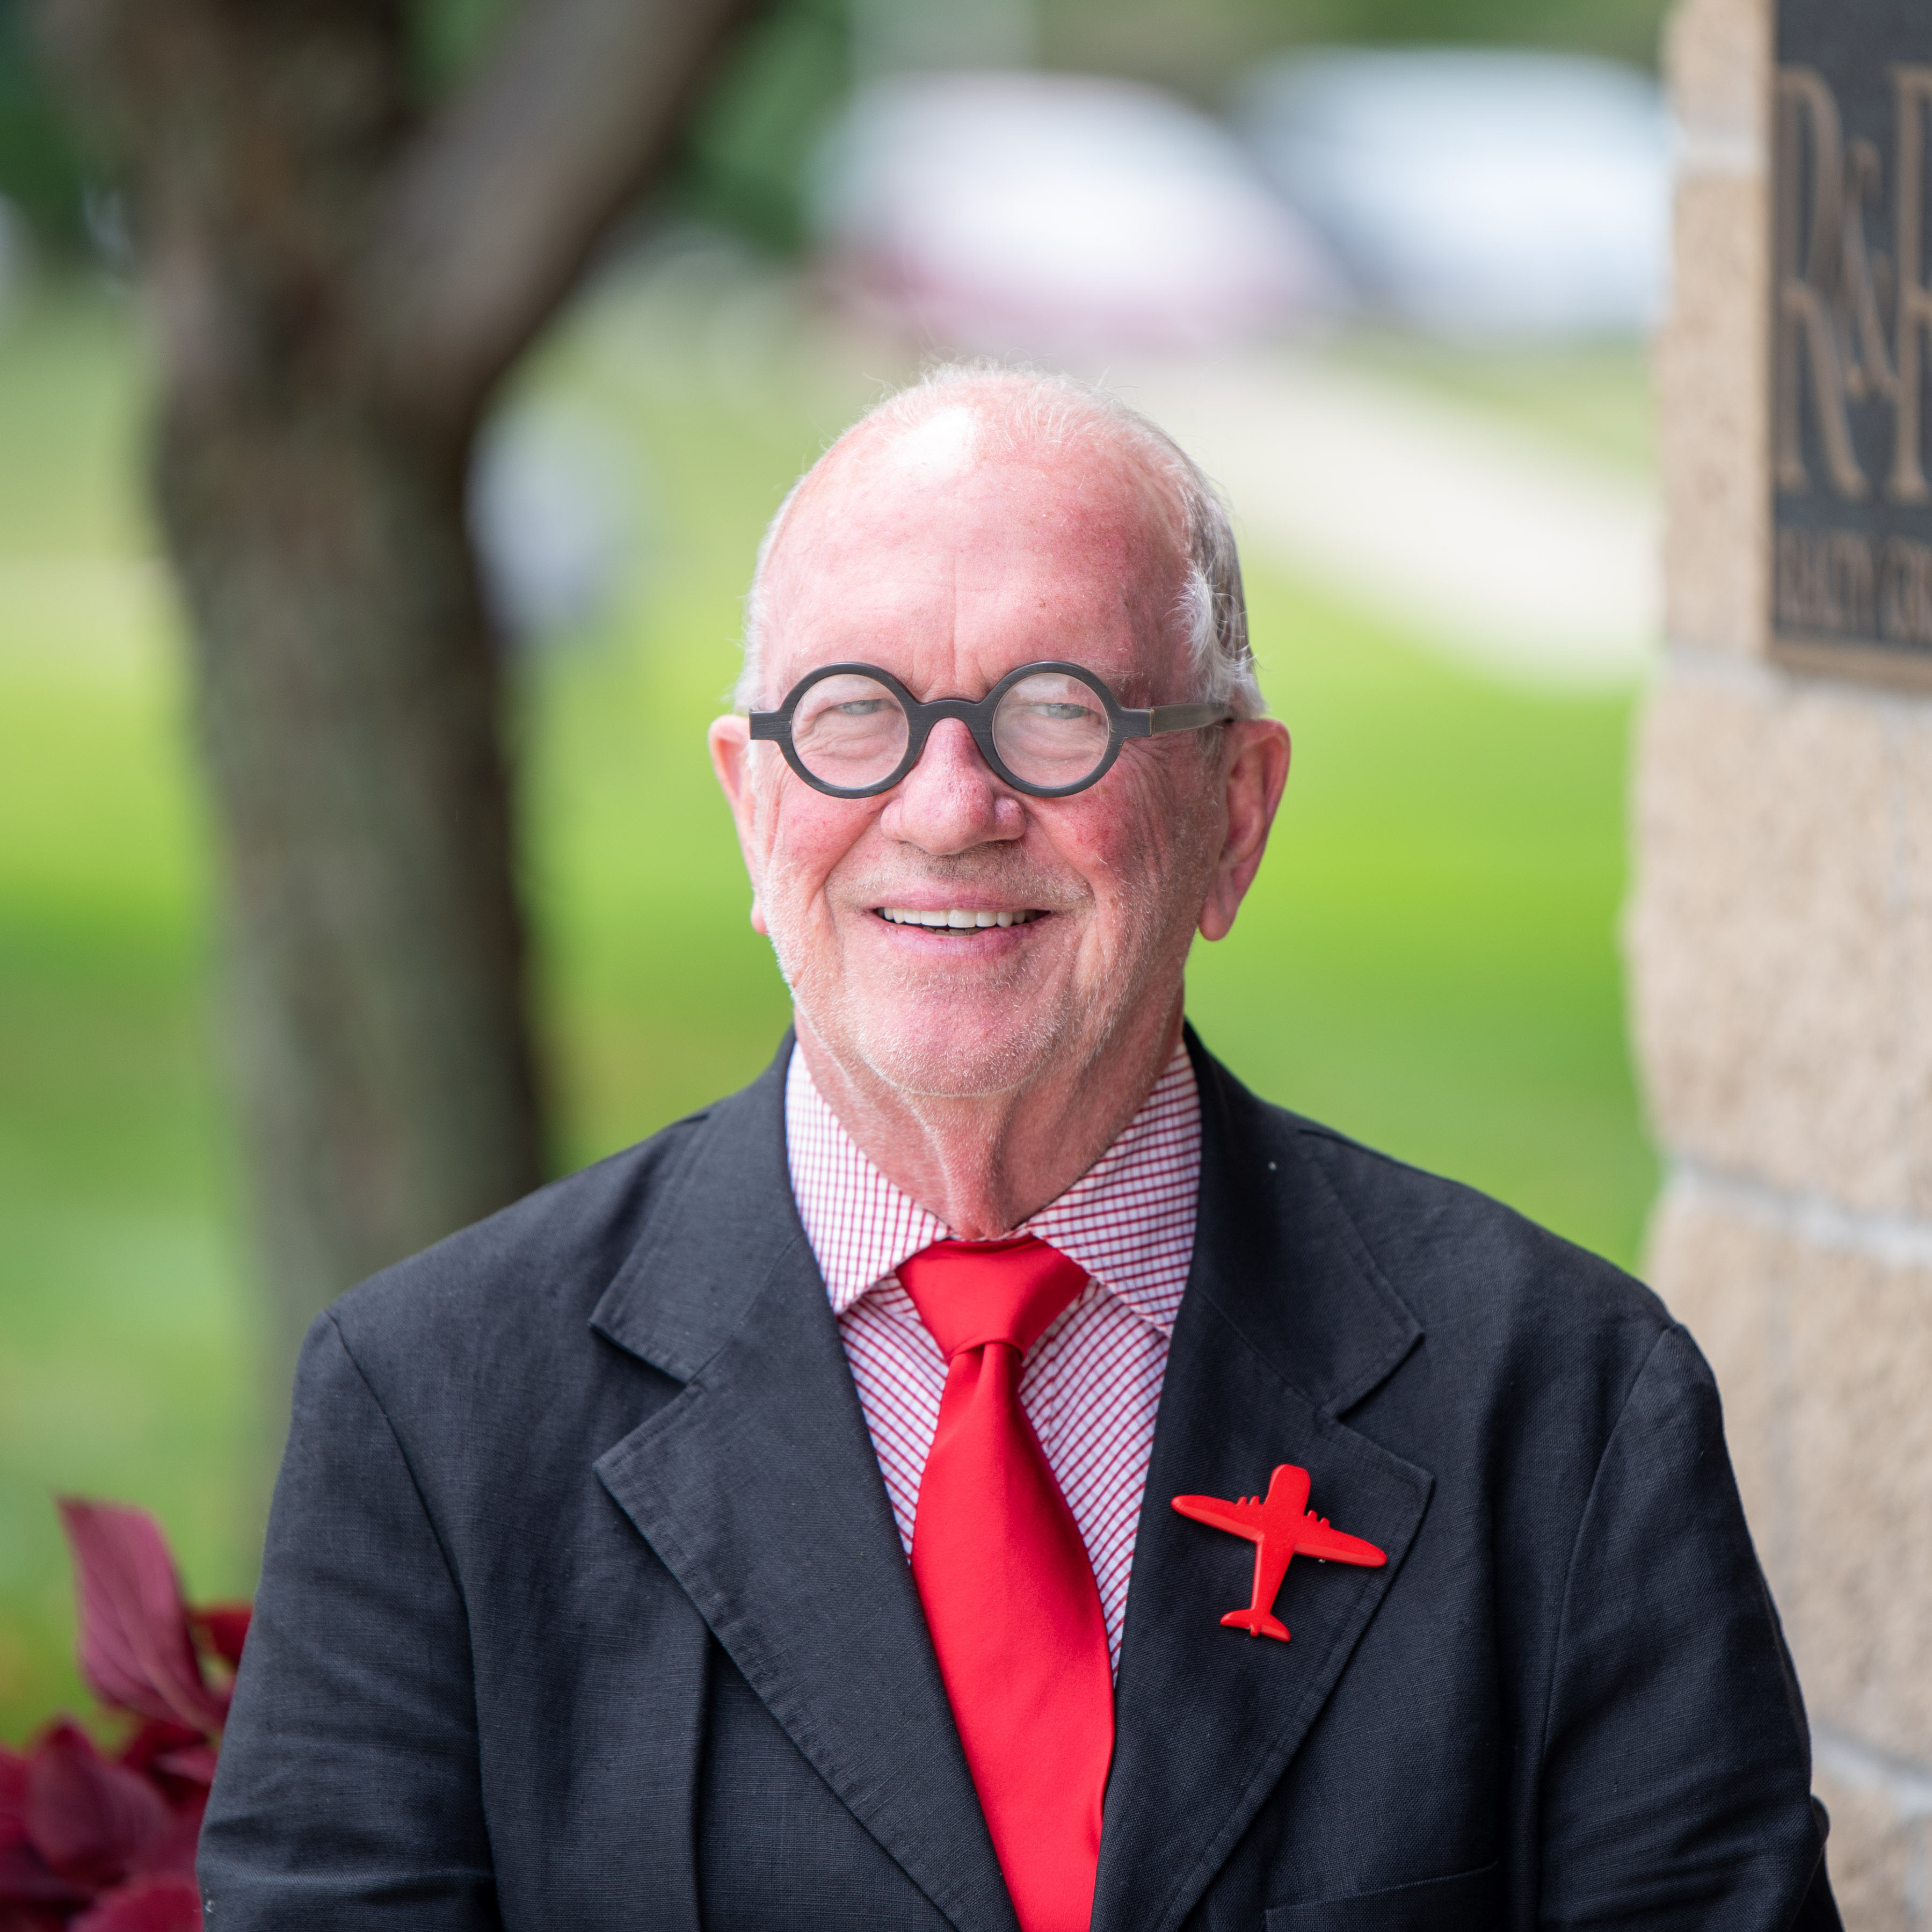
[201,368,1838,1931]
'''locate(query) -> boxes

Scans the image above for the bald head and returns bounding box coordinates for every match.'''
[738,365,1261,718]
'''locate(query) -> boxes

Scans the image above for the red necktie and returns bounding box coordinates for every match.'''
[898,1237,1115,1932]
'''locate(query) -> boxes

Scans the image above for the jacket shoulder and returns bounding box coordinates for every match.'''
[322,1101,719,1373]
[1207,1057,1675,1394]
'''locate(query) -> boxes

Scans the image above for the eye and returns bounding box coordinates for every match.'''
[990,671,1114,786]
[788,672,911,787]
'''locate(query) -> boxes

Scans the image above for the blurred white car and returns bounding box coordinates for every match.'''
[1232,49,1672,340]
[809,72,1338,356]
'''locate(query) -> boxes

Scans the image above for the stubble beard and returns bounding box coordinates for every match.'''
[766,858,1188,1105]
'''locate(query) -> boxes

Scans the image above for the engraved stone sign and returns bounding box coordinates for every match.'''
[1773,0,1932,680]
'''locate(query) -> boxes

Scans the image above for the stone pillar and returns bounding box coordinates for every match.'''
[1632,2,1932,1923]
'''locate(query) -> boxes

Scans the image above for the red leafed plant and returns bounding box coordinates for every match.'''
[1,1502,250,1932]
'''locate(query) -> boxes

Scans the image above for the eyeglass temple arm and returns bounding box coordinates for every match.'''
[1138,703,1237,738]
[747,712,786,739]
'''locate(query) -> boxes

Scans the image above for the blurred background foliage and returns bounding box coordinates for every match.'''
[1040,0,1674,101]
[0,4,89,250]
[1,0,1664,1741]
[0,0,1673,259]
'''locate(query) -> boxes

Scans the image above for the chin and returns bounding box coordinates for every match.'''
[845,998,1076,1101]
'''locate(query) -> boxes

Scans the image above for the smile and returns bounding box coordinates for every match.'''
[876,907,1044,929]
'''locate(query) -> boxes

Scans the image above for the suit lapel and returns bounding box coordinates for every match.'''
[590,1044,1016,1932]
[1091,1041,1436,1932]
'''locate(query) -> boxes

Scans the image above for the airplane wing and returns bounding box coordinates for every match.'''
[1171,1494,1262,1542]
[1296,1515,1386,1567]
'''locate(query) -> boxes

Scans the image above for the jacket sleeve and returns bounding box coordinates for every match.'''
[1535,1324,1837,1931]
[198,1312,500,1929]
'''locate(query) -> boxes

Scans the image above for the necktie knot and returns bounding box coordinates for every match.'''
[897,1236,1090,1360]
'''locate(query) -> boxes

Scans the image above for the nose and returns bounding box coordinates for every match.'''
[878,718,1026,855]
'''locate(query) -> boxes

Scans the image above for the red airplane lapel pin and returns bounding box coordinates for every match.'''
[1171,1463,1386,1642]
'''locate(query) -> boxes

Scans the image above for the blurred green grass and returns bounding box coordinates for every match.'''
[0,268,1655,1742]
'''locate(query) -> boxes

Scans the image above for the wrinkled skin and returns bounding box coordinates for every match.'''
[710,394,1290,1237]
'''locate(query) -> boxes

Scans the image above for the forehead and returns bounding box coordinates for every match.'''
[757,401,1189,694]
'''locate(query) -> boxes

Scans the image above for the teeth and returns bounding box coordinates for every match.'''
[880,907,1038,929]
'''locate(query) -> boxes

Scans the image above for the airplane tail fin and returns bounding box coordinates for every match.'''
[1220,1608,1290,1643]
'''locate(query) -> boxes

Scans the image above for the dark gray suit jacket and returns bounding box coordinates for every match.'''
[200,1033,1838,1930]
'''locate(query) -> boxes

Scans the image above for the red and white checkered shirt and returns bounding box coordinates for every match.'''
[785,1043,1201,1671]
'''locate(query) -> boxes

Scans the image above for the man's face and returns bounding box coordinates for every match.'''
[711,403,1276,1101]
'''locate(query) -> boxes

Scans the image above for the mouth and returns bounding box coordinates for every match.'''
[875,906,1047,932]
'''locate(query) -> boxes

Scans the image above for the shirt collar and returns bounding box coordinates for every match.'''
[785,1042,1201,1338]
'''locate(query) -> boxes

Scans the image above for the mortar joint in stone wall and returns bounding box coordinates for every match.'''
[1816,1725,1932,1820]
[1662,643,1932,720]
[1675,130,1764,179]
[1667,1158,1932,1269]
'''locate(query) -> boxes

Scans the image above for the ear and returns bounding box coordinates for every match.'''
[708,714,770,936]
[1199,719,1291,942]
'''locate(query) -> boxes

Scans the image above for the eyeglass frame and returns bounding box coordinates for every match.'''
[746,659,1236,800]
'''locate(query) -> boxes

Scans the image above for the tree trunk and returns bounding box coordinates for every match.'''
[161,403,540,1388]
[41,0,756,1437]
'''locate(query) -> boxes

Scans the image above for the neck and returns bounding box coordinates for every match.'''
[794,995,1187,1239]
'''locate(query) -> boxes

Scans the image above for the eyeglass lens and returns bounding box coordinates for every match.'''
[787,668,1115,791]
[990,670,1112,788]
[790,673,912,789]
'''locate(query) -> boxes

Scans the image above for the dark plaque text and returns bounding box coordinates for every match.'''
[1774,0,1932,680]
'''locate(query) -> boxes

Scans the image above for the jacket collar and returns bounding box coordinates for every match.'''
[1182,1029,1422,1416]
[589,1037,803,1382]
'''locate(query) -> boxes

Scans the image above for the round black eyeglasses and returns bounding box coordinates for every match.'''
[747,661,1234,800]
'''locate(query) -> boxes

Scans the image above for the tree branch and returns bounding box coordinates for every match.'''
[35,0,194,176]
[361,0,758,433]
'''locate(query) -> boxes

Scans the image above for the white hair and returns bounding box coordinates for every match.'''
[735,361,1264,717]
